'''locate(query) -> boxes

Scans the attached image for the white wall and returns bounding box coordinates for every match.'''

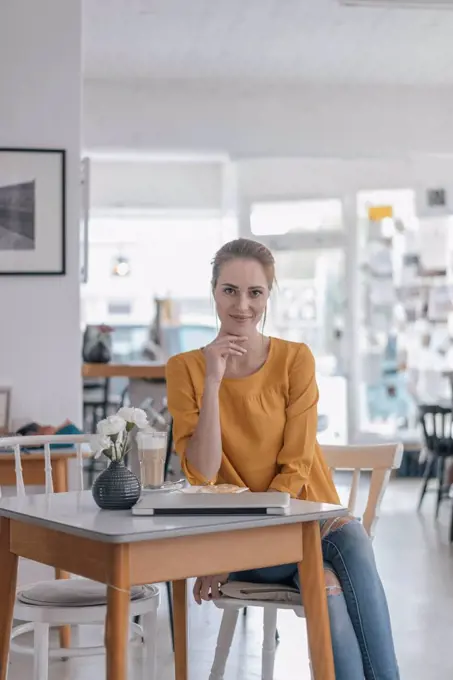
[0,1,82,427]
[89,155,453,229]
[91,158,223,210]
[237,156,453,202]
[84,80,453,212]
[84,79,453,160]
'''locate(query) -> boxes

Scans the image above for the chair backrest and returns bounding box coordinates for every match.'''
[419,404,453,453]
[0,434,95,497]
[322,443,403,540]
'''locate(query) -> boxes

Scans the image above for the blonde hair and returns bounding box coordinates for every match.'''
[211,238,276,292]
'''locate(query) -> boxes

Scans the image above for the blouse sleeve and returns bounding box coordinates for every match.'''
[165,355,216,485]
[268,344,319,499]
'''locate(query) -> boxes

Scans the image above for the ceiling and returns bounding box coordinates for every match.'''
[83,0,453,85]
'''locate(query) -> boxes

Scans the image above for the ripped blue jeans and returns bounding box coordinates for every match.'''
[230,518,399,680]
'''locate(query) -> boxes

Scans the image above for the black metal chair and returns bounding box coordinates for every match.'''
[83,378,126,486]
[418,404,453,522]
[164,417,174,479]
[163,419,175,651]
[83,378,125,432]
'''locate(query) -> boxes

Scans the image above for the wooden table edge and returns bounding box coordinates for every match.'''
[1,516,337,680]
[0,505,348,545]
[82,363,166,380]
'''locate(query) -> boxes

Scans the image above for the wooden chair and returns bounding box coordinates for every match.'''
[0,434,160,680]
[209,443,403,680]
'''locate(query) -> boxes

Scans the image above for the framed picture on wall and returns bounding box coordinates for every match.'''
[0,387,11,434]
[0,148,65,275]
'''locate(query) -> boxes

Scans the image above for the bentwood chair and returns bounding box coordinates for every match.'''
[209,443,403,680]
[0,434,160,680]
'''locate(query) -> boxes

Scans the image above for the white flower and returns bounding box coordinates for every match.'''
[91,434,111,459]
[117,407,149,430]
[97,415,127,437]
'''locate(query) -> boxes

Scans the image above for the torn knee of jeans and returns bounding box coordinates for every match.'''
[320,515,355,539]
[324,569,342,597]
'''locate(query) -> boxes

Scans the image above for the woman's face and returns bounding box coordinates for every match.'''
[214,258,270,336]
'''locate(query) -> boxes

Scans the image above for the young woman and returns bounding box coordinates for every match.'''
[166,238,399,680]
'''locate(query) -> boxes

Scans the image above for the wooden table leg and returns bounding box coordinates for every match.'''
[52,458,69,495]
[173,580,188,680]
[53,458,72,650]
[55,567,72,650]
[105,544,130,680]
[298,520,335,680]
[0,518,18,680]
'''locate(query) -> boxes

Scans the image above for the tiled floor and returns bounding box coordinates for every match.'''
[8,478,453,679]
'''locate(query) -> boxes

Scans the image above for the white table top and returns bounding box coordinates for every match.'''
[0,491,347,544]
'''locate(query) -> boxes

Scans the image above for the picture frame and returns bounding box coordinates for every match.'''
[0,387,11,434]
[0,147,66,275]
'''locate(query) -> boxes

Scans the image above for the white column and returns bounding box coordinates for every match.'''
[221,160,240,240]
[237,198,252,238]
[221,160,238,216]
[344,193,361,443]
[0,0,82,427]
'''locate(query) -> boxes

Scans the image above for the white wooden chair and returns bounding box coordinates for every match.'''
[0,434,160,680]
[209,442,404,680]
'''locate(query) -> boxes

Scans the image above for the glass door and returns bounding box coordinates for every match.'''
[244,198,348,444]
[268,246,347,445]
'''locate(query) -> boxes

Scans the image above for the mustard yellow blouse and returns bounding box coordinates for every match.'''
[166,337,340,504]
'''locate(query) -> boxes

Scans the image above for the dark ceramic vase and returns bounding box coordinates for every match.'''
[92,461,141,510]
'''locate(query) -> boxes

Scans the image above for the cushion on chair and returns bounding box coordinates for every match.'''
[18,580,153,608]
[219,581,301,605]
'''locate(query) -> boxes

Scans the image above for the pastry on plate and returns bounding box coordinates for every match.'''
[198,484,248,494]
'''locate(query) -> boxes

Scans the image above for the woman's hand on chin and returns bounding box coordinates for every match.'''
[203,334,248,384]
[193,573,229,604]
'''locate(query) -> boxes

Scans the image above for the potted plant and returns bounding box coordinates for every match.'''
[92,407,149,510]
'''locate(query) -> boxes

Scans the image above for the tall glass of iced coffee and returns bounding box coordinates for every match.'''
[137,430,167,489]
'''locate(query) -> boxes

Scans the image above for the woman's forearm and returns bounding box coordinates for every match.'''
[185,379,222,481]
